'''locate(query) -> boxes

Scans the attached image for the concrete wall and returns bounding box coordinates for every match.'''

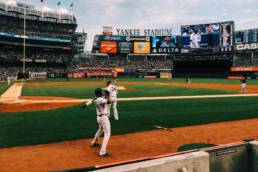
[207,143,249,172]
[250,141,258,172]
[85,141,258,172]
[93,152,209,172]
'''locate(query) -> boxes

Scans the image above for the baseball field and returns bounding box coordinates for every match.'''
[1,78,258,171]
[0,82,10,95]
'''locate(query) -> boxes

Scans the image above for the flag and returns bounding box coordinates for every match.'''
[70,3,73,7]
[57,1,61,6]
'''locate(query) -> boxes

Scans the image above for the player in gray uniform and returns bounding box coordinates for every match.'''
[82,88,113,157]
[106,81,119,120]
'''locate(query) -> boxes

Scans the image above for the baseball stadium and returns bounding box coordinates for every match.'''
[1,0,258,172]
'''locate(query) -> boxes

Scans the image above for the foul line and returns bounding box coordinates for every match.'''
[11,94,258,104]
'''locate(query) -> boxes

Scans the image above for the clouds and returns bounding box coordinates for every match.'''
[27,0,258,50]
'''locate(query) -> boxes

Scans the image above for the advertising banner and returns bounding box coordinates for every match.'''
[103,26,113,35]
[47,73,66,78]
[160,72,172,79]
[29,72,47,79]
[231,67,258,72]
[151,36,179,53]
[69,73,85,78]
[114,67,125,73]
[126,36,151,42]
[236,43,258,50]
[134,42,150,54]
[118,42,132,54]
[100,41,117,54]
[100,35,126,41]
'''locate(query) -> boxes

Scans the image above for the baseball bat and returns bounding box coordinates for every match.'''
[82,97,97,109]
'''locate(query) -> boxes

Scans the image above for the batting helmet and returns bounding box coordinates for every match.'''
[95,88,103,97]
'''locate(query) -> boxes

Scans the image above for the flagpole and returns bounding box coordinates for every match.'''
[22,0,27,76]
[70,2,74,19]
[57,1,61,20]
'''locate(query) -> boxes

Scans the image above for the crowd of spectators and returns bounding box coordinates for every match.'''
[0,47,71,63]
[234,51,258,67]
[25,67,66,73]
[0,67,20,81]
[0,16,75,40]
[0,66,67,81]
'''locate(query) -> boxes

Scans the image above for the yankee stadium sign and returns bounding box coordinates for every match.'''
[116,28,173,36]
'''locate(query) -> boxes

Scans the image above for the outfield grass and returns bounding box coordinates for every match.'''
[22,84,235,99]
[27,78,258,85]
[0,82,10,95]
[1,97,258,148]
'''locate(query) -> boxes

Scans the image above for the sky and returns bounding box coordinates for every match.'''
[23,0,258,51]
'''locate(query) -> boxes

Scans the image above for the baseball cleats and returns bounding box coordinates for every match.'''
[90,142,101,147]
[99,152,110,157]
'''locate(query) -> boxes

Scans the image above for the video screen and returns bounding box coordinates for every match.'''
[235,29,258,44]
[247,29,257,43]
[134,42,150,54]
[100,41,117,54]
[181,21,234,48]
[118,42,132,54]
[152,36,177,48]
[235,31,245,43]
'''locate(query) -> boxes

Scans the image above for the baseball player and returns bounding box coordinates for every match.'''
[106,81,119,120]
[190,30,199,48]
[7,76,11,85]
[185,75,191,84]
[240,77,247,94]
[82,88,113,157]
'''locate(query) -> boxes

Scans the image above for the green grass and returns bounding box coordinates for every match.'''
[22,84,235,99]
[0,82,10,95]
[1,97,258,148]
[27,78,258,85]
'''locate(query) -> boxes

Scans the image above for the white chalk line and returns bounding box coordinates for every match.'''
[3,94,258,104]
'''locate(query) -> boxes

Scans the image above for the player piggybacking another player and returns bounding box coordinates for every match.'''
[106,81,119,120]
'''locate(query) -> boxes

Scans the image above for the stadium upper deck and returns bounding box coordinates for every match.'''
[0,0,77,65]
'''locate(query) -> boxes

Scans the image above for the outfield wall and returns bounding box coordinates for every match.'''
[87,141,258,172]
